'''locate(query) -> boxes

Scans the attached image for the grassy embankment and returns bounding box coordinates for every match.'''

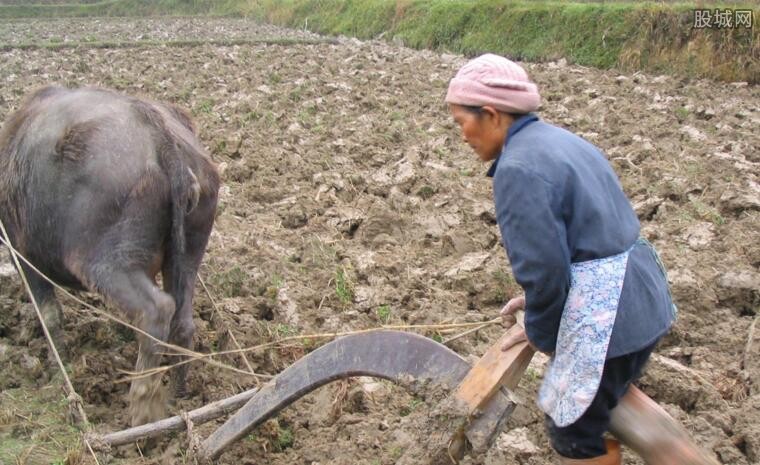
[0,0,758,83]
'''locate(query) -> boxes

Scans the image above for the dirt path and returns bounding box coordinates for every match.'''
[0,17,758,465]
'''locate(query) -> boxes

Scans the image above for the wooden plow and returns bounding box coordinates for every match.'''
[88,326,720,464]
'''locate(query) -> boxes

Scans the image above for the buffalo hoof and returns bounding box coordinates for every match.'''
[128,376,168,427]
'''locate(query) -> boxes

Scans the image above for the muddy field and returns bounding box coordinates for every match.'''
[0,16,758,465]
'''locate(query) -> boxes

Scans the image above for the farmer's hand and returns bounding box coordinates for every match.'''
[500,294,525,328]
[501,324,530,352]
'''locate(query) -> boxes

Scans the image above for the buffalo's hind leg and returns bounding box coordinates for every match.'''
[163,196,217,399]
[64,167,179,427]
[83,268,176,427]
[127,273,175,427]
[162,260,198,400]
[68,215,176,426]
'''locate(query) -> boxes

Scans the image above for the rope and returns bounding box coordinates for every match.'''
[443,318,500,345]
[83,437,103,465]
[0,218,102,463]
[1,219,503,389]
[0,233,189,352]
[181,410,202,454]
[120,319,503,382]
[0,217,504,464]
[0,233,248,377]
[198,274,261,384]
[0,218,89,425]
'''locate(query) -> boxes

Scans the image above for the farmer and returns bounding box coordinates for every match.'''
[445,54,677,464]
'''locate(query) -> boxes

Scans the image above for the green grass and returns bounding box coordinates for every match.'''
[248,0,758,82]
[335,267,354,306]
[195,98,215,114]
[376,304,392,324]
[210,265,247,297]
[390,445,404,460]
[417,185,435,199]
[0,386,83,465]
[690,199,726,225]
[274,323,298,338]
[398,396,423,416]
[275,425,294,451]
[675,106,691,121]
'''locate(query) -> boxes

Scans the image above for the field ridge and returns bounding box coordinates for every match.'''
[0,0,758,83]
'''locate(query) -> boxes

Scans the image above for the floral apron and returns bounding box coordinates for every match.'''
[537,238,664,427]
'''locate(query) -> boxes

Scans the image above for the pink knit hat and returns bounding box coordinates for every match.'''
[445,53,540,114]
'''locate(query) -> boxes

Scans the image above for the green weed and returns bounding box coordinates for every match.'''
[417,185,435,200]
[275,426,294,451]
[264,274,284,300]
[691,199,725,225]
[212,139,227,155]
[74,60,90,73]
[301,337,316,350]
[196,98,214,114]
[491,269,519,301]
[210,266,247,297]
[389,110,404,121]
[244,110,262,122]
[492,269,515,286]
[376,304,392,324]
[675,106,690,121]
[288,87,303,101]
[399,397,423,416]
[335,267,354,306]
[275,323,298,338]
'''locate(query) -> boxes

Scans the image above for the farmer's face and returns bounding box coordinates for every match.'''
[449,104,510,162]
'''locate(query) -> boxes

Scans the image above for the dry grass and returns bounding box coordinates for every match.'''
[619,9,760,83]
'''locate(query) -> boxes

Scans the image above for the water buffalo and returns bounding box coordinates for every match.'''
[0,86,220,426]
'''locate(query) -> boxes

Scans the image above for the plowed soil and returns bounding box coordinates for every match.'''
[0,17,758,465]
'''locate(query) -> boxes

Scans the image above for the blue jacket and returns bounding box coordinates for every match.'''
[489,115,674,358]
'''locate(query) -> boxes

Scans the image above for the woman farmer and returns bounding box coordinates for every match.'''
[445,53,677,464]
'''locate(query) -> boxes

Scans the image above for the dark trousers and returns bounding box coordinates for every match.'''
[545,341,657,459]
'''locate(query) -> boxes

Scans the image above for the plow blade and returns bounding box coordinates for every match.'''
[200,329,521,461]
